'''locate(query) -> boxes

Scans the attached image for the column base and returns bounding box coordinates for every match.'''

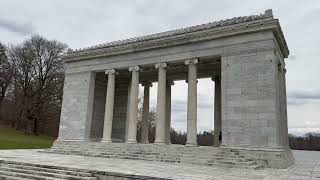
[140,141,149,144]
[185,143,198,147]
[126,139,137,144]
[101,139,112,143]
[154,140,166,145]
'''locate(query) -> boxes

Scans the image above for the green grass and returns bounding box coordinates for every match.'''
[0,127,55,149]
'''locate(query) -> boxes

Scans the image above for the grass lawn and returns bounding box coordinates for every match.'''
[0,127,55,149]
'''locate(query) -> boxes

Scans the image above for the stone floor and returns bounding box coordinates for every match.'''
[0,149,319,180]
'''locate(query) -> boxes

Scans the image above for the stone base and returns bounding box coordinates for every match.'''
[1,149,317,179]
[46,140,297,169]
[221,147,295,168]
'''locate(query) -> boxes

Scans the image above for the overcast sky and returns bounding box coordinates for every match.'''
[1,0,320,135]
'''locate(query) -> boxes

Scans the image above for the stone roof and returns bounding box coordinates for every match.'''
[65,9,289,60]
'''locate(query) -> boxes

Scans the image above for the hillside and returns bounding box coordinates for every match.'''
[0,127,54,149]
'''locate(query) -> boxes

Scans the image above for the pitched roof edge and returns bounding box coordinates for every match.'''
[64,9,289,60]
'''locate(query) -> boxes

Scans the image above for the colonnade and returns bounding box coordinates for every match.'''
[101,59,221,145]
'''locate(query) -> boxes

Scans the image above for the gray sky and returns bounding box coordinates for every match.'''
[1,0,320,135]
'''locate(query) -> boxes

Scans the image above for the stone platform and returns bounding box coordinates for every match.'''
[47,141,294,169]
[0,150,319,180]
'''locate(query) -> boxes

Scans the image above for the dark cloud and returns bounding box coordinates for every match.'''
[288,55,297,61]
[289,90,320,100]
[288,90,320,105]
[171,98,212,114]
[0,18,35,36]
[171,99,187,113]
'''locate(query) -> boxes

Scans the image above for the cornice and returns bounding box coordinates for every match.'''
[63,9,289,62]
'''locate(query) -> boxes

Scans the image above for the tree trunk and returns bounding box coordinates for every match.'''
[33,117,38,135]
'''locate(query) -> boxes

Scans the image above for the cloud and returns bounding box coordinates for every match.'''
[288,89,320,106]
[171,99,187,113]
[288,55,297,61]
[0,18,35,36]
[289,127,320,136]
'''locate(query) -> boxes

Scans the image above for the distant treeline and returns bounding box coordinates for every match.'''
[289,133,320,151]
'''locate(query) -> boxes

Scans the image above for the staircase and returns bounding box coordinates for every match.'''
[207,149,263,169]
[0,161,97,180]
[45,142,263,170]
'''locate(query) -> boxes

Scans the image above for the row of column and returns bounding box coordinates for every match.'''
[100,58,220,145]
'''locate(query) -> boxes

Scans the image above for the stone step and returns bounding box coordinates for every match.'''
[214,160,257,166]
[3,164,93,177]
[211,157,250,162]
[206,162,263,170]
[49,148,217,157]
[0,174,34,180]
[218,151,239,155]
[214,154,245,158]
[0,167,97,180]
[48,149,216,161]
[64,148,216,156]
[0,170,62,180]
[48,149,254,166]
[48,144,265,170]
[3,161,92,174]
[50,146,219,155]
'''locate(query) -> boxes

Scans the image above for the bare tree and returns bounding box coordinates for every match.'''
[8,35,67,134]
[0,42,12,107]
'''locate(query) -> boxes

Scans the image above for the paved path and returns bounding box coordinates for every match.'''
[0,149,319,179]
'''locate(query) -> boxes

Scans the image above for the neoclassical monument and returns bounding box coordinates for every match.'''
[52,9,294,169]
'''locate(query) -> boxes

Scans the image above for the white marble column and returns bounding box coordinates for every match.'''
[185,59,198,146]
[141,81,152,143]
[212,76,221,146]
[126,66,140,143]
[165,80,174,144]
[101,69,117,143]
[155,63,167,144]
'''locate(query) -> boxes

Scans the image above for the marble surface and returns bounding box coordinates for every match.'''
[0,149,319,179]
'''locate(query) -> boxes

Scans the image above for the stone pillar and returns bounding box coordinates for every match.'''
[141,81,152,143]
[101,69,117,142]
[155,63,167,144]
[126,66,140,143]
[125,80,131,141]
[282,68,289,147]
[57,71,96,141]
[165,80,174,144]
[212,76,221,146]
[185,59,198,146]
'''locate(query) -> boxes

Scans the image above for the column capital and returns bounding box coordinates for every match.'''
[129,66,140,72]
[211,76,220,82]
[185,80,198,83]
[142,81,153,87]
[278,63,287,73]
[167,80,174,86]
[184,58,198,65]
[155,63,167,69]
[105,69,118,75]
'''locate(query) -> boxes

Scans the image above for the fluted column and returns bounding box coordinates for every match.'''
[212,76,221,146]
[165,80,174,144]
[185,59,198,146]
[126,66,140,143]
[141,81,152,143]
[155,63,167,144]
[101,69,117,143]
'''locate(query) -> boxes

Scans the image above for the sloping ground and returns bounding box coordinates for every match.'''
[0,127,54,149]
